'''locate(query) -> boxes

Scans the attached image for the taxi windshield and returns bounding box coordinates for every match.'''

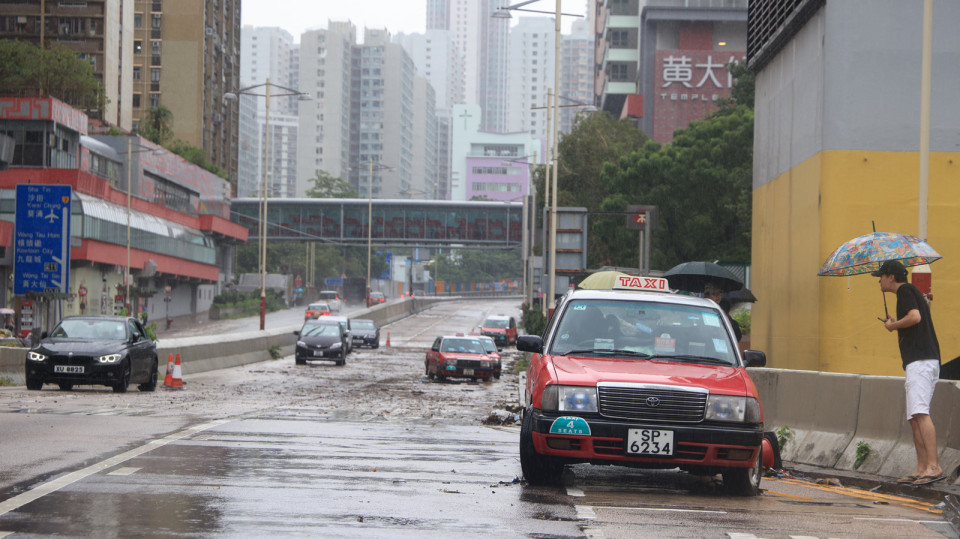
[441,338,486,354]
[483,318,509,328]
[548,299,737,366]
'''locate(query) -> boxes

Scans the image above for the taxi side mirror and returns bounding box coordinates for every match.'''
[742,350,766,367]
[517,335,543,354]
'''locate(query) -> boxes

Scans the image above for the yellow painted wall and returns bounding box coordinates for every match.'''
[752,150,960,376]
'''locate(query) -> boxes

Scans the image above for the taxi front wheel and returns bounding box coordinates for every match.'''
[520,408,563,485]
[722,446,762,496]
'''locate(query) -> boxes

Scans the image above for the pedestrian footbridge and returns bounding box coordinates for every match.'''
[230,198,524,249]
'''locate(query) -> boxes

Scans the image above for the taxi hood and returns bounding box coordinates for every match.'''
[549,355,751,396]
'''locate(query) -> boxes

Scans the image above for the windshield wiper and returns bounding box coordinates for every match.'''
[562,349,652,358]
[648,354,731,365]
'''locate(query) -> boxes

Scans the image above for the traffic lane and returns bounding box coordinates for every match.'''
[384,299,522,348]
[0,396,191,496]
[559,464,951,538]
[0,418,582,538]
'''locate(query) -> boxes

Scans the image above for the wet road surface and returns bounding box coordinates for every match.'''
[0,299,954,537]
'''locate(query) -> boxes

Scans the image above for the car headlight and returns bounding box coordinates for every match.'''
[705,395,760,423]
[27,351,47,362]
[541,385,598,413]
[297,341,306,347]
[96,353,123,364]
[330,342,341,349]
[444,358,457,366]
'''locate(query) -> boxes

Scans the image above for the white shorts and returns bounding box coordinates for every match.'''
[904,359,940,420]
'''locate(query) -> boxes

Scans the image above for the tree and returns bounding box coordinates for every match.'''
[0,41,104,113]
[598,106,754,269]
[139,105,174,146]
[306,171,359,198]
[165,139,228,178]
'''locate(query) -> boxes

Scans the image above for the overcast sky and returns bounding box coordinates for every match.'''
[241,0,586,42]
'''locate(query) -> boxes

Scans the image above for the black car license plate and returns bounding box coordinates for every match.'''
[54,365,84,374]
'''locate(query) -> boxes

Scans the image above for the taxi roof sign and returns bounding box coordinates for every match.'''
[612,275,670,292]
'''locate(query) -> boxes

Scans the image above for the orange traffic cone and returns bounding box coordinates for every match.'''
[386,332,391,347]
[164,353,184,389]
[163,353,174,386]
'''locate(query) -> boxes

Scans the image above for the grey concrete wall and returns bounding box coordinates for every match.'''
[0,297,448,385]
[749,367,960,484]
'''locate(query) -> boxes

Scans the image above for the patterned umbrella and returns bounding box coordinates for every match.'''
[817,232,941,277]
[577,271,632,290]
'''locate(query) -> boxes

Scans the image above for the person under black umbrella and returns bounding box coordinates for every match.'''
[704,283,742,344]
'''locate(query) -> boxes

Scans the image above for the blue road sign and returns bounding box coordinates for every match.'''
[14,184,72,295]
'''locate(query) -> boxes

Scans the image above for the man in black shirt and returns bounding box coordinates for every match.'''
[875,260,943,485]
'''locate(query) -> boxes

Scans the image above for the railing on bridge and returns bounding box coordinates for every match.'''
[231,198,524,249]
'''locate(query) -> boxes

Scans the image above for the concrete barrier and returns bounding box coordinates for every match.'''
[750,367,960,484]
[0,296,451,386]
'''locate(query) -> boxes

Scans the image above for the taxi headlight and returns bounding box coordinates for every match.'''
[705,395,760,423]
[444,358,457,366]
[96,353,123,364]
[27,351,47,362]
[541,385,598,413]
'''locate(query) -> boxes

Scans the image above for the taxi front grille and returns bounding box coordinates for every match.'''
[598,384,707,423]
[456,359,484,369]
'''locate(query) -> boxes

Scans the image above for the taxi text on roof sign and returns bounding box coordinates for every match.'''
[613,275,670,292]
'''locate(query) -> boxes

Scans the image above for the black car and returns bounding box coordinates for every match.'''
[350,318,380,348]
[294,321,347,366]
[25,315,159,393]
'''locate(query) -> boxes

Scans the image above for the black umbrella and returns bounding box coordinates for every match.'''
[664,261,743,293]
[723,287,757,304]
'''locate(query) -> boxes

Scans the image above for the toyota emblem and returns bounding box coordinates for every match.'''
[645,396,660,407]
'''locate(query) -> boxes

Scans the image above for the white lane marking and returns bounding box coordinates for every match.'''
[0,419,228,517]
[106,467,141,476]
[576,505,597,519]
[0,531,12,538]
[727,534,759,539]
[567,487,585,497]
[599,505,727,514]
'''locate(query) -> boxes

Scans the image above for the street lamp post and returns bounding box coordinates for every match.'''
[124,137,161,315]
[224,79,310,330]
[355,161,392,307]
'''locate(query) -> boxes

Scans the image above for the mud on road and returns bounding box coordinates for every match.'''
[1,343,525,428]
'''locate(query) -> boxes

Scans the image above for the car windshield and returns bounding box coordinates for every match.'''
[307,303,328,311]
[483,318,509,328]
[301,324,340,337]
[548,299,737,366]
[480,339,497,353]
[51,319,127,341]
[353,320,376,330]
[441,338,486,354]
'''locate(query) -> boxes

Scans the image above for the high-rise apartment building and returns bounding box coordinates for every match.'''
[560,17,594,134]
[506,17,555,138]
[140,0,241,186]
[297,22,355,196]
[239,26,300,198]
[0,0,133,130]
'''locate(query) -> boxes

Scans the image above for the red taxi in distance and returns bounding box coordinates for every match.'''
[517,275,768,495]
[479,315,518,348]
[476,335,502,379]
[304,302,331,320]
[425,335,499,382]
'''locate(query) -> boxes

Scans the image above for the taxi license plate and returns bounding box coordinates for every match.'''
[54,365,84,374]
[626,429,674,456]
[463,368,474,375]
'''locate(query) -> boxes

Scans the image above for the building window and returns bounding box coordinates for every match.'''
[151,41,161,55]
[134,13,143,27]
[134,41,142,54]
[610,64,628,81]
[151,14,161,28]
[133,66,141,81]
[132,93,141,107]
[611,30,629,47]
[150,68,160,82]
[149,93,160,108]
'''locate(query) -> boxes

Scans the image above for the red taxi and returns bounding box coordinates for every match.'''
[517,275,768,495]
[425,335,499,382]
[304,302,331,320]
[479,315,518,347]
